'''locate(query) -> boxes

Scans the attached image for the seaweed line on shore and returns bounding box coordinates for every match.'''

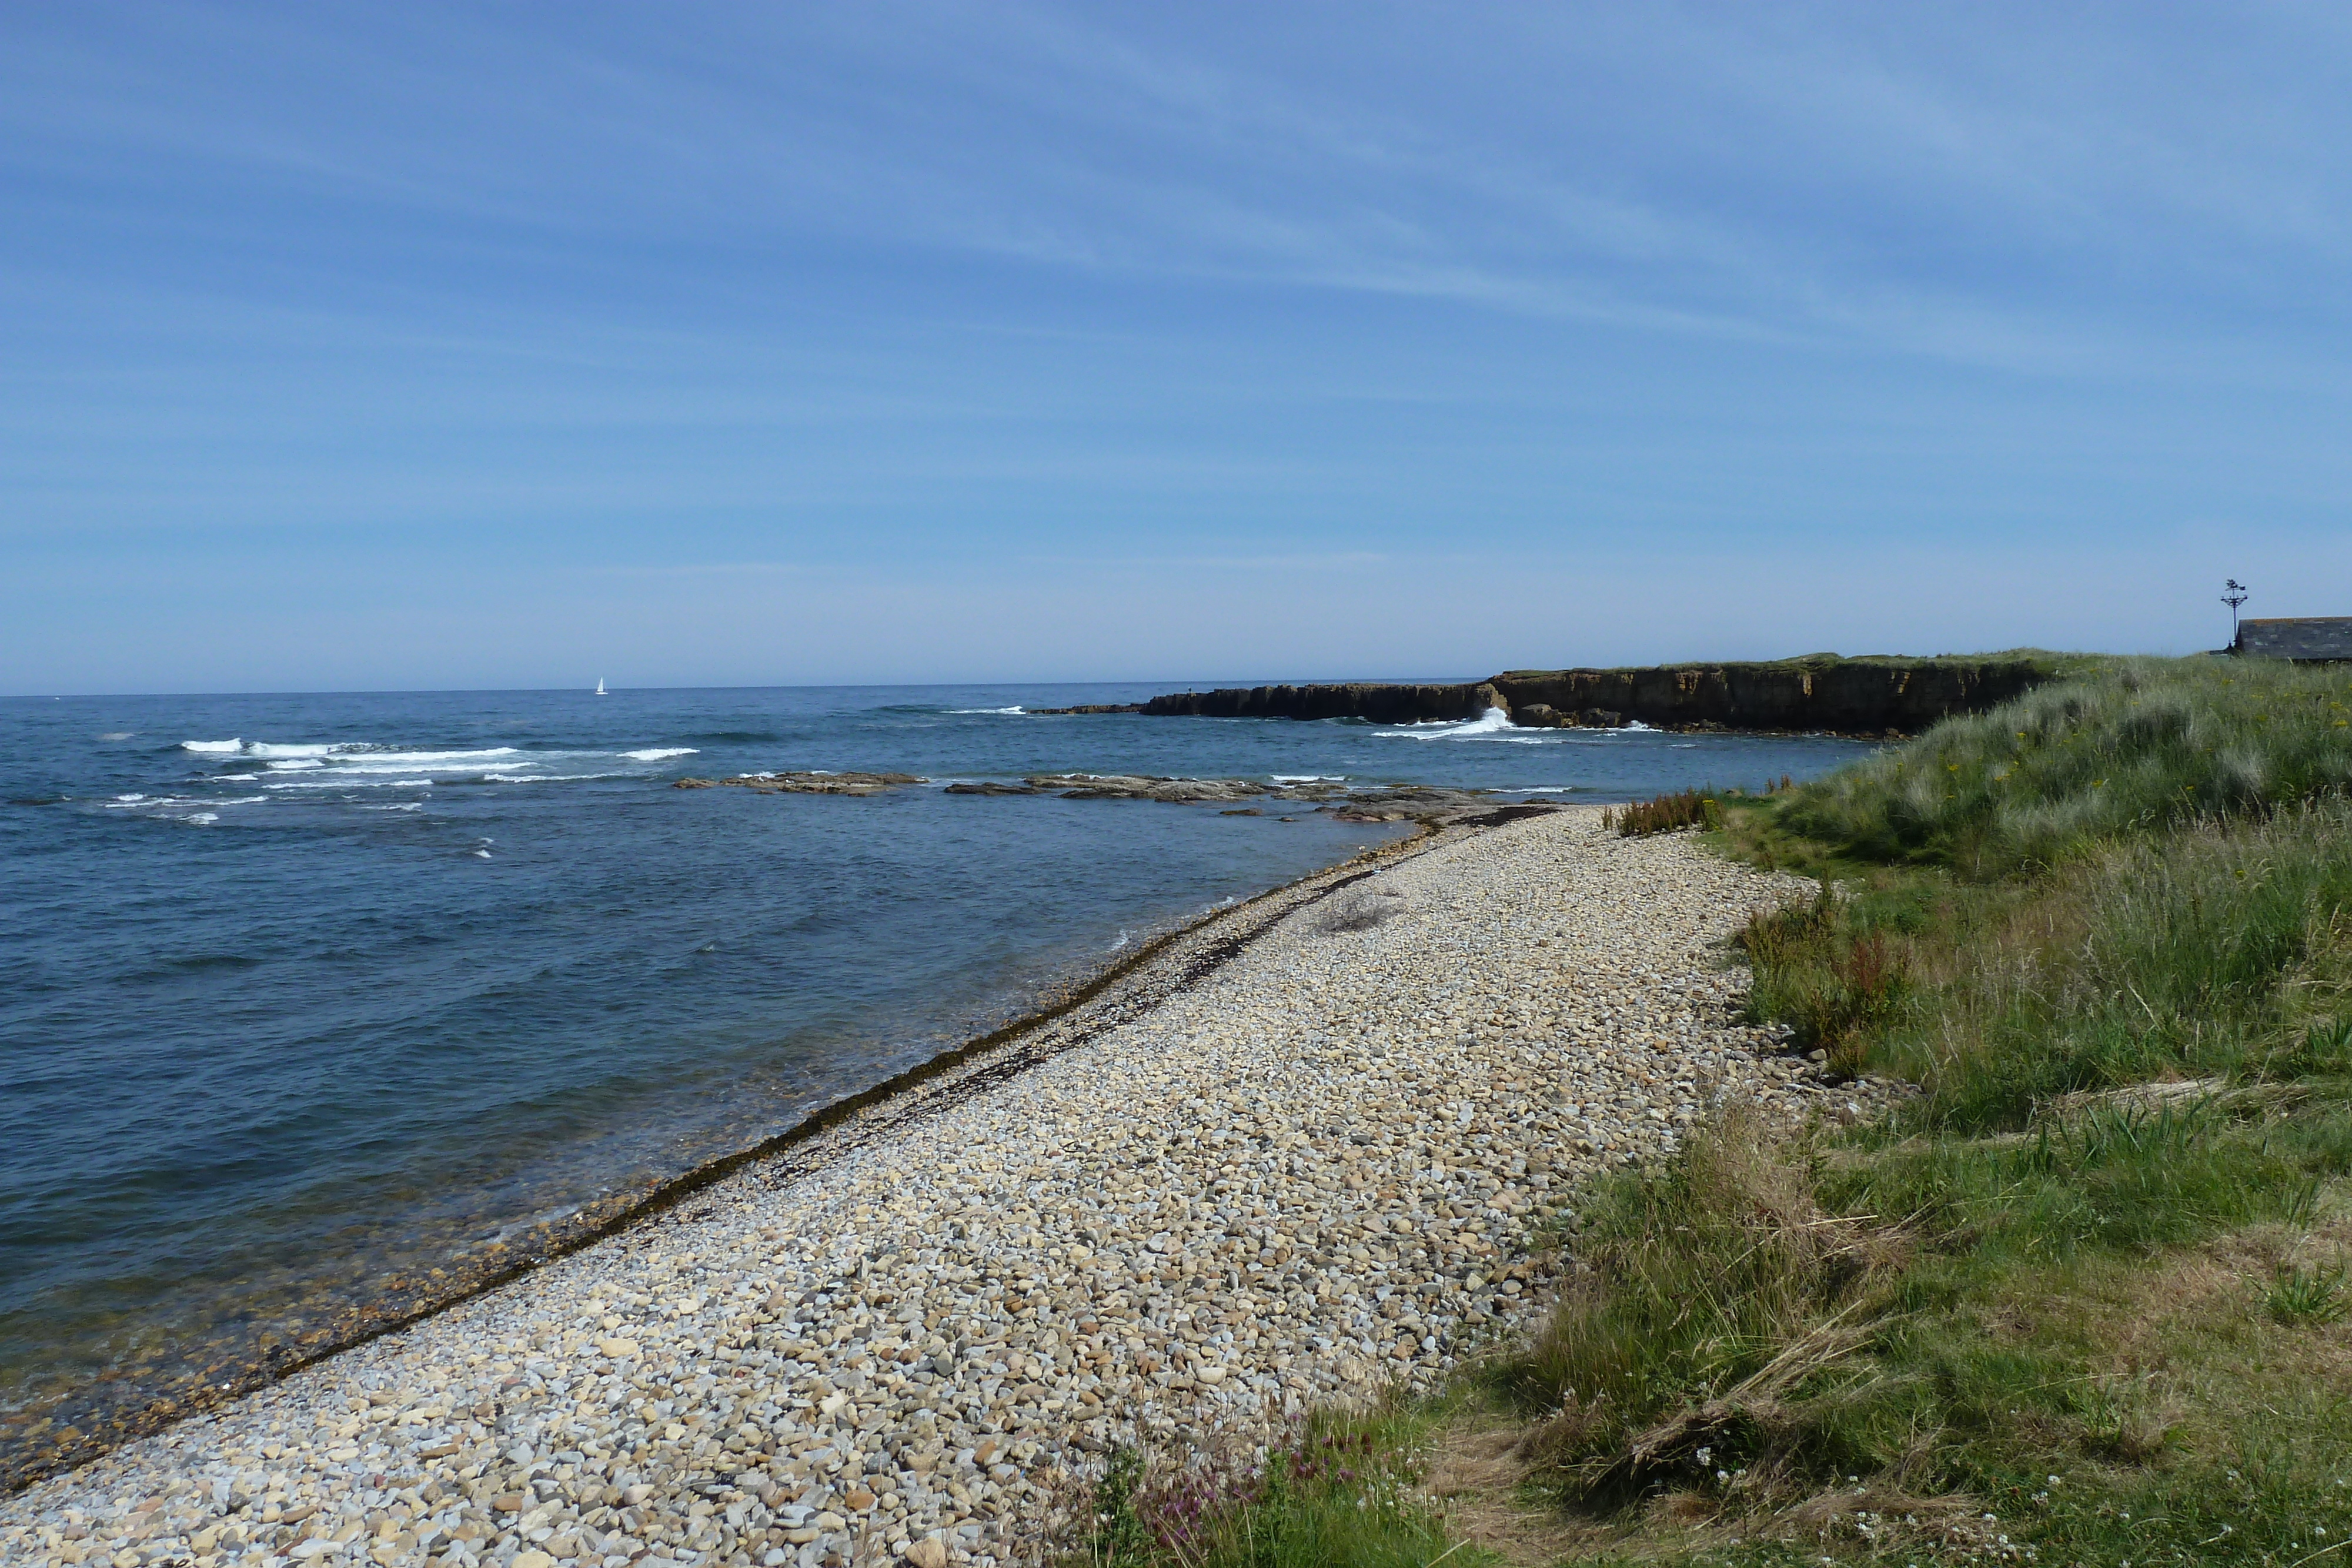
[5,814,1488,1497]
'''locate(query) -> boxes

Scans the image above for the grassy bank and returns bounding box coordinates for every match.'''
[1078,654,2352,1567]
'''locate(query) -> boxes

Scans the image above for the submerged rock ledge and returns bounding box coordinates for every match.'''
[684,771,1541,825]
[1,813,1900,1567]
[675,773,926,796]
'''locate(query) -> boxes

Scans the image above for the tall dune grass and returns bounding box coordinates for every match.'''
[1776,656,2352,874]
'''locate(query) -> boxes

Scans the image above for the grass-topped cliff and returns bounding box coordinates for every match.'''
[1489,650,2065,734]
[1054,652,2069,734]
[1075,654,2352,1567]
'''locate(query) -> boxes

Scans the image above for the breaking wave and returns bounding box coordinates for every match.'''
[1371,707,1518,740]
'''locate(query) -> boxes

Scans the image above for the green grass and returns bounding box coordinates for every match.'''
[2265,1258,2350,1327]
[1492,1107,1899,1507]
[1733,887,1909,1075]
[1775,654,2352,875]
[1733,799,2352,1131]
[1070,1409,1479,1568]
[1077,655,2352,1568]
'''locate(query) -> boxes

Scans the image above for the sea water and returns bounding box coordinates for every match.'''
[0,682,1872,1477]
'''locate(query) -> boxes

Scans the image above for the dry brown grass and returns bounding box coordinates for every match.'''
[1422,1421,1563,1568]
[1390,1192,2352,1566]
[1502,1109,1913,1507]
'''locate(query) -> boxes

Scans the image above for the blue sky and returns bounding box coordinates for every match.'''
[5,3,2348,693]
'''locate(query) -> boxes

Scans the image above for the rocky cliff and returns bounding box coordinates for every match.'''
[1040,655,2052,734]
[1489,656,2049,733]
[1138,680,1504,724]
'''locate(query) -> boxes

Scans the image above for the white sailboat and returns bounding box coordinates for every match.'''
[594,678,607,696]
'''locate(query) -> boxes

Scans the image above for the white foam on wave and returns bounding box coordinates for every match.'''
[113,796,226,821]
[335,747,519,765]
[187,739,529,774]
[1272,774,1346,782]
[947,706,1027,715]
[484,771,626,784]
[278,748,527,777]
[99,731,135,741]
[362,802,423,811]
[245,743,346,759]
[187,735,693,791]
[1372,707,1518,740]
[1625,720,1656,731]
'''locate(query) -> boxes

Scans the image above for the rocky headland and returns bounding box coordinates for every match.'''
[0,811,1896,1568]
[1038,652,2054,735]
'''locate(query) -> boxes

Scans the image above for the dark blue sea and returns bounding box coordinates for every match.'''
[0,682,1870,1476]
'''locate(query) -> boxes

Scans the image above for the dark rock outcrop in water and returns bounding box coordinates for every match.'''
[1023,774,1309,804]
[941,780,1047,796]
[674,771,923,795]
[980,775,1506,818]
[694,769,1526,824]
[1036,655,2051,735]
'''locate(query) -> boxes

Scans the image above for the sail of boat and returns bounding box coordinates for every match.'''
[594,678,607,696]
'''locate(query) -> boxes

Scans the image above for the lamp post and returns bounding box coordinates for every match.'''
[2222,580,2250,648]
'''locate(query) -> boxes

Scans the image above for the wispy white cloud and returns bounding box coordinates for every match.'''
[10,1,2345,376]
[4,2,2350,688]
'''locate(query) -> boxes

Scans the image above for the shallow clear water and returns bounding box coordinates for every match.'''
[0,681,1871,1472]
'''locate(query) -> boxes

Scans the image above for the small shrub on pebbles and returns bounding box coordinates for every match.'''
[1313,887,1404,934]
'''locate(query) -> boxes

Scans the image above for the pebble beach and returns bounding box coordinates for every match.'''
[3,808,1882,1568]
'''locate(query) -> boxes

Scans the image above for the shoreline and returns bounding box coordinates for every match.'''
[1,822,1441,1499]
[4,809,1883,1568]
